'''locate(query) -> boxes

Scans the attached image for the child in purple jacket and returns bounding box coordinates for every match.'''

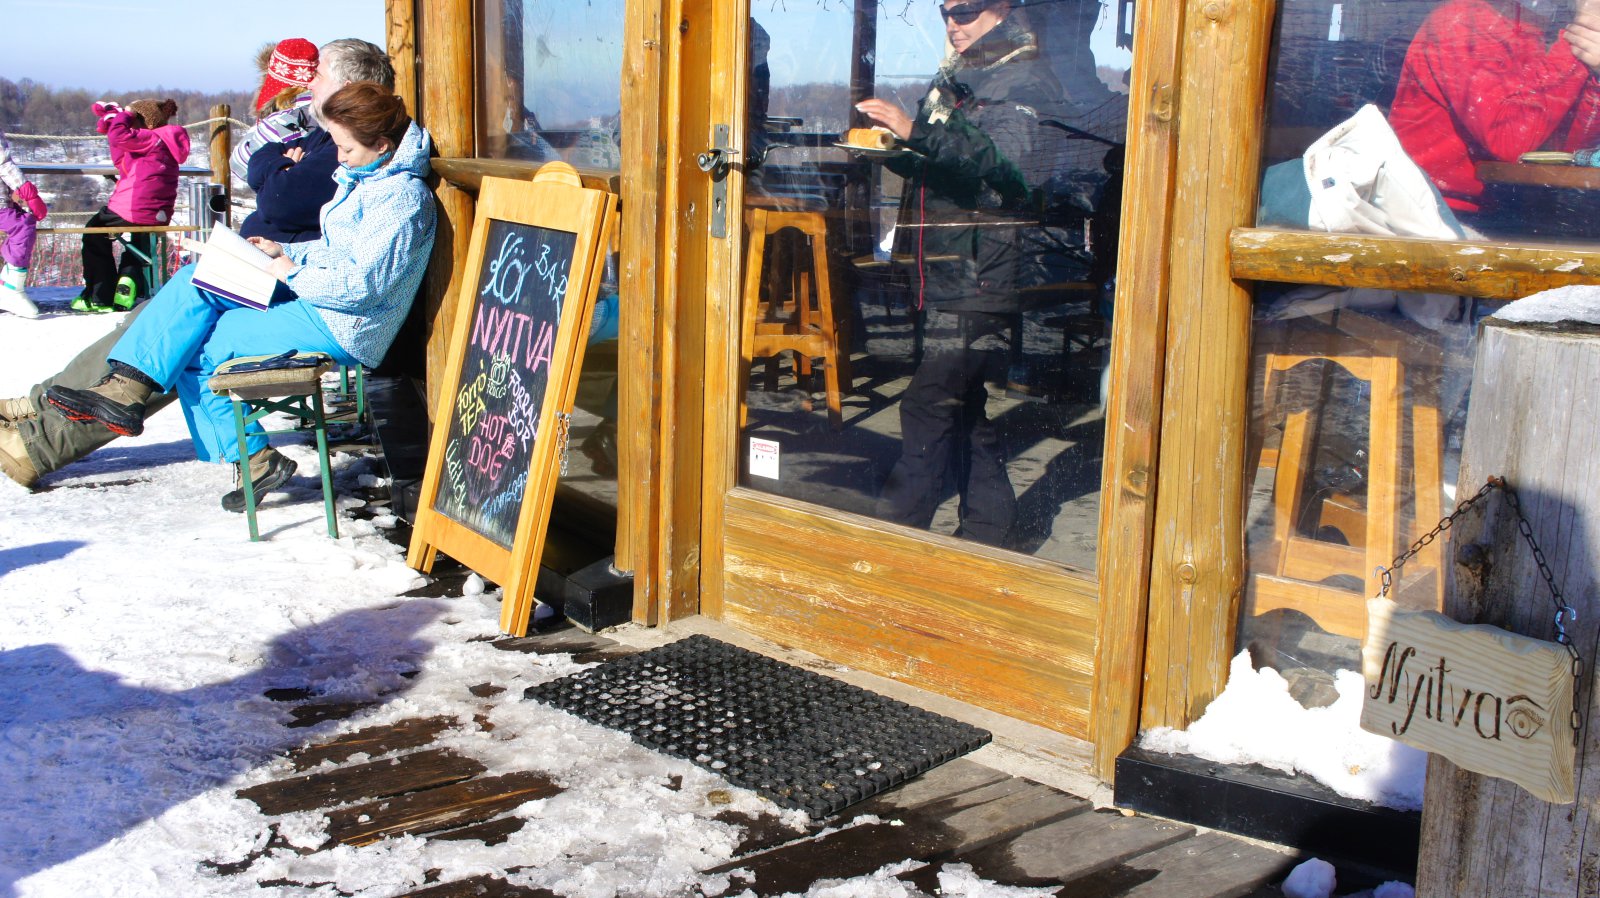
[74,98,191,313]
[0,126,49,318]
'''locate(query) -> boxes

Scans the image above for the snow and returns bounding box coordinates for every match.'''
[1140,652,1428,811]
[1282,858,1337,898]
[1494,284,1600,325]
[0,299,1038,897]
[2,301,1420,897]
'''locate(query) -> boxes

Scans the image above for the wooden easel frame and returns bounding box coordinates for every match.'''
[407,166,620,635]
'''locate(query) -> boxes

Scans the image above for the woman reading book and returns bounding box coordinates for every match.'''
[45,82,436,512]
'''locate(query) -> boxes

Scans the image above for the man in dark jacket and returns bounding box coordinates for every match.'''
[0,39,392,488]
[858,0,1086,546]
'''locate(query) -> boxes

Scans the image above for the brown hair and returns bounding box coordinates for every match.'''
[320,82,410,151]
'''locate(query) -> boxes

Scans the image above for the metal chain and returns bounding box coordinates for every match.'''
[1500,482,1585,744]
[1378,476,1584,746]
[555,412,572,478]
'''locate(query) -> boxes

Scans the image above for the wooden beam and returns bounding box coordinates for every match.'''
[1230,227,1600,300]
[1091,0,1185,782]
[1140,0,1278,734]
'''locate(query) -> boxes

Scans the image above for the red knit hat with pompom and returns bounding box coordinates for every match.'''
[253,38,318,113]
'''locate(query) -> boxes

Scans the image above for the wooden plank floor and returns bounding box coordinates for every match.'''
[218,624,1298,897]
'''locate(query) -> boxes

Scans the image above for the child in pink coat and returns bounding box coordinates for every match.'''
[74,98,191,313]
[0,126,49,317]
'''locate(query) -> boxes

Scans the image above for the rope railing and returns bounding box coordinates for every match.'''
[3,116,249,141]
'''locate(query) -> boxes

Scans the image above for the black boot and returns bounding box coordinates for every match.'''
[46,373,154,436]
[221,447,298,513]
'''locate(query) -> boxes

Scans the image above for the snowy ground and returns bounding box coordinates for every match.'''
[0,296,1076,897]
[3,295,1425,898]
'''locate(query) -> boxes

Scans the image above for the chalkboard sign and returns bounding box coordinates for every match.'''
[407,166,619,635]
[432,219,577,548]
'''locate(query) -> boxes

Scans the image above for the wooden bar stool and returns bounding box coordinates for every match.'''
[1246,336,1446,640]
[739,207,849,430]
[209,353,339,541]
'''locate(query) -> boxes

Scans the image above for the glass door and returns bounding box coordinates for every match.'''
[698,0,1136,741]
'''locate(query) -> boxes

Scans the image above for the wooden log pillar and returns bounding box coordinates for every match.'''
[417,0,476,416]
[208,103,231,207]
[387,0,419,116]
[1138,0,1278,732]
[1416,317,1600,898]
[1090,0,1185,781]
[617,0,668,590]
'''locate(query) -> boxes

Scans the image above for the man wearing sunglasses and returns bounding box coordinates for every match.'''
[856,0,1087,547]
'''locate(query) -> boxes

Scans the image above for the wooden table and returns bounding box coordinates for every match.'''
[1477,160,1600,190]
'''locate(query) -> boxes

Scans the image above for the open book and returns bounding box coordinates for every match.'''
[182,225,279,310]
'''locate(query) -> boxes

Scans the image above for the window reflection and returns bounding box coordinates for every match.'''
[737,0,1130,569]
[1240,284,1484,695]
[1262,0,1600,241]
[478,0,624,169]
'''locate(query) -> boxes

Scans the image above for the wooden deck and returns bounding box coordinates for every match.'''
[221,622,1300,897]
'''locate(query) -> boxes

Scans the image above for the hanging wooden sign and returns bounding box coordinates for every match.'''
[407,165,619,637]
[1361,598,1576,804]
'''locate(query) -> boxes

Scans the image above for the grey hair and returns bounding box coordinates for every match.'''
[319,38,395,90]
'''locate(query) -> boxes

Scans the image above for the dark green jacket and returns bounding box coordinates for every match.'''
[888,11,1094,313]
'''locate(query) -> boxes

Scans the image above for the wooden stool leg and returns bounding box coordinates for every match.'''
[1365,356,1403,598]
[1271,406,1317,574]
[739,210,768,431]
[809,226,843,430]
[1411,394,1445,608]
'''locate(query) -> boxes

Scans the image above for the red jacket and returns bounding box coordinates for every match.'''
[103,110,191,225]
[1389,0,1600,212]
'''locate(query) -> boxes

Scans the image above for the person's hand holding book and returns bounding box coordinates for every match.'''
[246,236,296,282]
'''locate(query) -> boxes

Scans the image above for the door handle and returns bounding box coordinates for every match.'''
[696,148,728,174]
[701,124,735,238]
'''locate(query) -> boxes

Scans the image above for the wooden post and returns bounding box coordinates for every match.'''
[1415,318,1600,898]
[1138,0,1279,733]
[417,0,476,416]
[208,103,231,207]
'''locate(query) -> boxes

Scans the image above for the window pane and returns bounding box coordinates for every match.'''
[1260,0,1600,242]
[1239,283,1489,693]
[478,0,624,169]
[737,0,1130,569]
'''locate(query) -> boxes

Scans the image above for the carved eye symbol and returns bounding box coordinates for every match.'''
[1504,695,1548,740]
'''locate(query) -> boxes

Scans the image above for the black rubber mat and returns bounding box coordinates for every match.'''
[524,634,992,817]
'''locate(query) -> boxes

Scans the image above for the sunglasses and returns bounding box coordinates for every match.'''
[940,1,990,25]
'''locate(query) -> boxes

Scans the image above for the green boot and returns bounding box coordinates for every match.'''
[69,291,113,314]
[112,276,138,311]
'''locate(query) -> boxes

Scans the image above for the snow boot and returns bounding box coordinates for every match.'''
[0,420,38,488]
[221,446,298,513]
[0,396,36,422]
[45,372,155,437]
[0,265,40,318]
[112,276,138,311]
[69,291,114,314]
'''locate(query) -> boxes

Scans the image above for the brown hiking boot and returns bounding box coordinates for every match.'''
[0,396,36,422]
[0,420,39,488]
[45,373,155,437]
[221,446,298,513]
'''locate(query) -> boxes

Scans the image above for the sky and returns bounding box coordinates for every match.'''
[2,0,387,93]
